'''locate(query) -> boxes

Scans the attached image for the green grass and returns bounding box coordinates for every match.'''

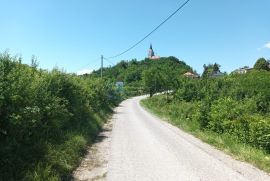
[29,111,111,181]
[141,96,270,173]
[2,110,112,181]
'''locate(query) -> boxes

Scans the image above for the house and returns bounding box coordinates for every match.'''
[232,66,253,74]
[183,72,199,78]
[209,71,226,78]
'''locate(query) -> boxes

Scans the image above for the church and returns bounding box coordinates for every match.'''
[148,44,160,60]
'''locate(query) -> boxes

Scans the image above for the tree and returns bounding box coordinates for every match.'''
[142,67,165,97]
[254,58,270,71]
[213,63,220,72]
[202,63,221,78]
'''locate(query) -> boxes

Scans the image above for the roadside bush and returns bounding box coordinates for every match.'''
[209,97,256,133]
[142,60,270,171]
[155,70,270,153]
[194,100,211,130]
[0,52,120,180]
[175,78,200,102]
[249,116,270,152]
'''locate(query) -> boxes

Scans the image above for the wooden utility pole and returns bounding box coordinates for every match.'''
[101,55,103,78]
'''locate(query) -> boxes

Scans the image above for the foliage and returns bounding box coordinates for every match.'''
[142,94,270,173]
[0,52,121,180]
[253,58,270,71]
[142,67,164,97]
[91,56,192,97]
[202,63,221,77]
[142,66,270,154]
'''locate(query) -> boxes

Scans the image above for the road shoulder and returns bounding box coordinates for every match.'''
[72,118,113,181]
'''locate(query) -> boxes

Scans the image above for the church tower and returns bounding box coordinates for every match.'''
[148,44,155,58]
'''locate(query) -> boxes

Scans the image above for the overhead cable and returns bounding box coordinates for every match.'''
[105,0,191,59]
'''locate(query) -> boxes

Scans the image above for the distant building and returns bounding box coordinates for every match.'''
[210,71,226,77]
[183,72,199,78]
[209,71,226,78]
[148,44,160,60]
[232,66,253,74]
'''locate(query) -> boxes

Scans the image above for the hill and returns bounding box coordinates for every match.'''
[90,56,193,96]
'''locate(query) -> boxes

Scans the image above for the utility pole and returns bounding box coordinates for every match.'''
[101,55,103,78]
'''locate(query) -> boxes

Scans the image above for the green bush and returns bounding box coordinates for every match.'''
[195,100,211,130]
[144,68,270,153]
[0,52,120,180]
[249,116,270,151]
[209,97,256,133]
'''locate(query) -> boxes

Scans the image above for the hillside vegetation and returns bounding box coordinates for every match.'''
[91,56,193,97]
[0,52,121,180]
[0,53,192,180]
[3,50,268,178]
[142,70,270,172]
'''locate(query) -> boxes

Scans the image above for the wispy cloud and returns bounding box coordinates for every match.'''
[264,42,270,49]
[77,69,92,75]
[257,42,270,51]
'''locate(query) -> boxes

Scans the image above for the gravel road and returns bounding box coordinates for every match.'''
[107,96,270,181]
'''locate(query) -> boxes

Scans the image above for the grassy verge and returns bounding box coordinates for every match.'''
[141,95,270,173]
[16,110,113,181]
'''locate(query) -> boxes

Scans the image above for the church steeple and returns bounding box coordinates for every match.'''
[148,44,155,58]
[147,44,160,60]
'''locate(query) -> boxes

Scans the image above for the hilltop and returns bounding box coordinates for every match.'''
[90,56,194,96]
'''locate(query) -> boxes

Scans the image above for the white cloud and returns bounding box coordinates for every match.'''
[77,69,93,75]
[264,42,270,49]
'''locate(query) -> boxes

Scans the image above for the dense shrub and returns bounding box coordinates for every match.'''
[195,100,211,130]
[0,52,121,180]
[249,116,270,151]
[146,70,270,153]
[208,97,256,133]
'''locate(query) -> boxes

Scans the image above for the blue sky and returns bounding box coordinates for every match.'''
[1,0,270,74]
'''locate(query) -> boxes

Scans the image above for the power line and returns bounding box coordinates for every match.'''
[103,57,115,66]
[76,57,100,71]
[105,0,191,59]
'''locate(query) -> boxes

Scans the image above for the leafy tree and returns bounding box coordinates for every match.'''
[142,67,164,97]
[213,63,220,72]
[202,63,221,77]
[254,58,270,71]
